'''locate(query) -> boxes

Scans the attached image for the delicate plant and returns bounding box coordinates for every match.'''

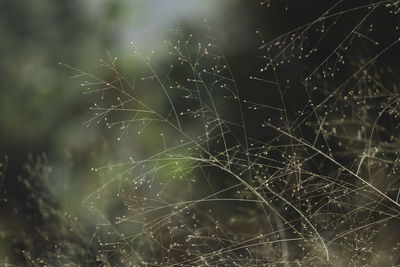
[4,0,400,266]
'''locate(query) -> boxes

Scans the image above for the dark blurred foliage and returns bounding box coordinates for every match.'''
[0,0,120,263]
[0,0,399,265]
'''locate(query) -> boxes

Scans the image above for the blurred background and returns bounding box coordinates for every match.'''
[0,0,258,263]
[1,0,399,265]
